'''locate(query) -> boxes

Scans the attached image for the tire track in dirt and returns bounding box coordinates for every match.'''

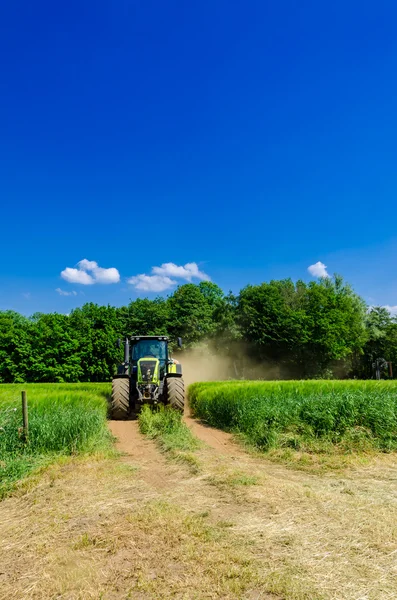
[108,420,177,490]
[183,413,245,456]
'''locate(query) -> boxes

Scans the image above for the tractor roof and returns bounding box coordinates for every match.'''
[129,336,169,342]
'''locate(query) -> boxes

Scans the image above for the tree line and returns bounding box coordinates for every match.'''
[0,277,395,382]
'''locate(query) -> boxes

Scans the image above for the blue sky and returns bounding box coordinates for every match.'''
[1,0,397,314]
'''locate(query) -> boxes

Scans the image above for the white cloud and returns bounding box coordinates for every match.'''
[56,288,78,297]
[383,305,397,316]
[128,262,210,292]
[78,259,98,271]
[92,266,120,284]
[152,262,210,281]
[61,267,95,285]
[308,261,330,278]
[61,259,120,285]
[22,292,31,299]
[128,274,177,292]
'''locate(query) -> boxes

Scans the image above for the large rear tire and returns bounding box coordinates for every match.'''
[166,377,185,412]
[111,378,130,420]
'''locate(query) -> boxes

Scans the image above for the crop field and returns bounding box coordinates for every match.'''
[189,380,397,454]
[0,383,112,497]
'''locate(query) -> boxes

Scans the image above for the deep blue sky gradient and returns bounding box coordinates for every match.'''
[1,1,397,313]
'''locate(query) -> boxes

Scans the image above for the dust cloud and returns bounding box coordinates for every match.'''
[176,344,234,387]
[173,341,283,386]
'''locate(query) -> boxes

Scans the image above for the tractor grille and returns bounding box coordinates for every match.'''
[139,360,157,381]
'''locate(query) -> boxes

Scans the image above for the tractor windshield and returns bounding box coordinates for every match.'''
[132,340,167,361]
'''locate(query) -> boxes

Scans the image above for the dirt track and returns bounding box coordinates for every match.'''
[183,414,245,456]
[109,411,244,459]
[2,416,397,599]
[109,420,173,489]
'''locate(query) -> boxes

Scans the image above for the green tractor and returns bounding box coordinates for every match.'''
[111,335,185,419]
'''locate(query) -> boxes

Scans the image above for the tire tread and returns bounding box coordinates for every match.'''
[111,378,130,419]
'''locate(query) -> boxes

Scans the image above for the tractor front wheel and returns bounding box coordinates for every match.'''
[111,377,130,420]
[166,377,185,412]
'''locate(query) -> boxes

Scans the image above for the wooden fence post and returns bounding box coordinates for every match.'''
[22,390,28,442]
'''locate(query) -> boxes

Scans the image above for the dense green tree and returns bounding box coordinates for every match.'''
[211,292,241,348]
[197,281,225,308]
[28,313,82,382]
[167,284,217,345]
[0,311,32,382]
[357,307,397,378]
[301,276,367,375]
[118,298,169,337]
[238,279,308,365]
[237,277,366,377]
[69,304,122,381]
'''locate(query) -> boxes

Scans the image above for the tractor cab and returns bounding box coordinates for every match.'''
[131,338,168,380]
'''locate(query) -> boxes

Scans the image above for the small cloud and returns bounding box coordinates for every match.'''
[128,274,177,292]
[91,266,120,284]
[61,259,120,285]
[56,288,78,297]
[22,292,31,299]
[61,268,94,285]
[152,262,210,282]
[128,262,210,292]
[308,261,330,278]
[383,305,397,316]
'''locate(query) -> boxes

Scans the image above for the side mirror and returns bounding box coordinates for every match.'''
[177,337,183,349]
[116,338,121,349]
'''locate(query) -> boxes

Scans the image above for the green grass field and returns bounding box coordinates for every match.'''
[0,383,112,497]
[189,380,397,454]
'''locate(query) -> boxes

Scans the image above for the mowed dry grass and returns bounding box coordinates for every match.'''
[1,420,397,599]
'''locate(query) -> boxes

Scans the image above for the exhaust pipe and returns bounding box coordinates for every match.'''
[124,338,130,364]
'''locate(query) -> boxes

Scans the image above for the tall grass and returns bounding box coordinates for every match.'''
[138,405,201,472]
[189,380,397,453]
[139,405,199,453]
[0,383,112,496]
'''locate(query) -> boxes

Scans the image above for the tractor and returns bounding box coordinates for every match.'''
[110,335,185,419]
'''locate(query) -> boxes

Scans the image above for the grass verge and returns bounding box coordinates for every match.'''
[138,405,201,472]
[0,383,113,497]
